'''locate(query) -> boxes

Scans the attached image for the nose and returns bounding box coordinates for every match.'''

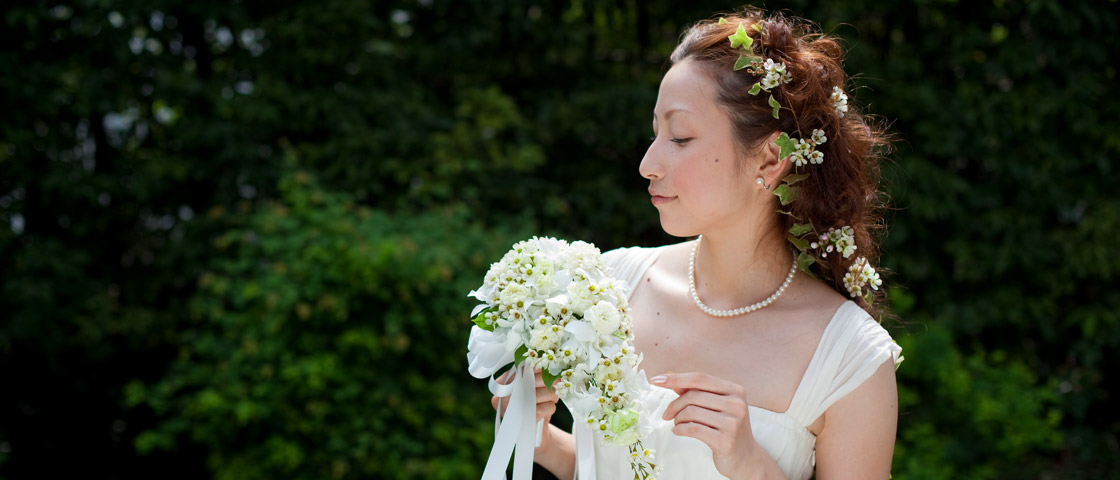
[638,140,664,180]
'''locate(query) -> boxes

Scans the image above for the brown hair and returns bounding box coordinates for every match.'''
[670,8,891,312]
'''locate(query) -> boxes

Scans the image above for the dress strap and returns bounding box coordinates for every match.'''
[601,246,667,299]
[784,301,902,427]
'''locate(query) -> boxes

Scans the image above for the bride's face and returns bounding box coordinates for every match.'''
[640,60,762,238]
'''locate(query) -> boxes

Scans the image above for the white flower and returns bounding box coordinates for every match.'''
[790,151,807,167]
[797,138,812,154]
[827,226,857,259]
[558,345,581,365]
[566,279,598,314]
[594,363,625,384]
[842,256,879,298]
[586,300,622,335]
[539,349,563,374]
[809,150,824,165]
[758,59,792,91]
[529,324,560,350]
[499,283,531,310]
[554,380,574,397]
[831,86,849,117]
[811,128,827,145]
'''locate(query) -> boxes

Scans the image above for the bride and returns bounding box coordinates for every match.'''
[496,8,900,480]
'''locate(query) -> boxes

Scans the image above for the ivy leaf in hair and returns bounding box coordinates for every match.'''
[748,83,762,95]
[728,22,754,49]
[789,223,815,237]
[788,233,810,252]
[768,94,781,119]
[734,54,757,71]
[796,251,819,278]
[782,172,810,186]
[774,183,796,206]
[774,132,797,161]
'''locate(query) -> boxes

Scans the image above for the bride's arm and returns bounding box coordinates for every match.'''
[534,423,575,479]
[813,359,898,479]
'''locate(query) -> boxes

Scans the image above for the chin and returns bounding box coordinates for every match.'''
[657,215,699,239]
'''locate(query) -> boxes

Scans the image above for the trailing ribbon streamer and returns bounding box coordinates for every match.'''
[477,361,537,480]
[574,424,596,480]
[469,326,538,479]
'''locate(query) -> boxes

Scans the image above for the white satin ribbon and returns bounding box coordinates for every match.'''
[574,424,596,480]
[468,326,515,380]
[469,326,539,480]
[477,362,537,480]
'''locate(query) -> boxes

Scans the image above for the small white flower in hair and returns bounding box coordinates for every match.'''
[790,151,808,167]
[811,128,827,145]
[831,86,849,118]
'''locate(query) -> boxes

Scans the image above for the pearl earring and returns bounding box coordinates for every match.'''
[756,177,771,190]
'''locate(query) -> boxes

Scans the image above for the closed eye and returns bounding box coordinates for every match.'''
[670,137,693,145]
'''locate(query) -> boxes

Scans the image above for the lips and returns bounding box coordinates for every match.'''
[649,190,676,206]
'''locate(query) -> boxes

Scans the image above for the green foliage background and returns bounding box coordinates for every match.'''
[2,0,1116,478]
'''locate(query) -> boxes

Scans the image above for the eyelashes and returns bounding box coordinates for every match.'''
[649,136,694,146]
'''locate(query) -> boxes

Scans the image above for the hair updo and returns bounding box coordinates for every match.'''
[670,8,891,311]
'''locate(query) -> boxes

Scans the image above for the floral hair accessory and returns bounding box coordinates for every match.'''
[831,86,849,118]
[843,256,882,299]
[720,17,883,302]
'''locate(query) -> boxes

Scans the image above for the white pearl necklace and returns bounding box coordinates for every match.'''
[688,235,798,317]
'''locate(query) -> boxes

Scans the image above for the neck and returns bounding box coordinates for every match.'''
[692,225,792,312]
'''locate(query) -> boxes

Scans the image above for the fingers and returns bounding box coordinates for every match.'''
[650,372,742,396]
[496,369,514,385]
[490,367,561,420]
[662,389,736,421]
[491,393,509,416]
[671,422,726,454]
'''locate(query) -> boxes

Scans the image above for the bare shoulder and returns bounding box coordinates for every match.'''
[779,272,850,337]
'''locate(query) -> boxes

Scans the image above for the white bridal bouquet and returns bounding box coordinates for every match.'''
[466,237,659,480]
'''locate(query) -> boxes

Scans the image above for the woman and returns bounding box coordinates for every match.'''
[498,9,900,480]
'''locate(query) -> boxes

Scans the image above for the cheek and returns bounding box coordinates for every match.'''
[677,149,740,196]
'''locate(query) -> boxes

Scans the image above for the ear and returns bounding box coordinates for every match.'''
[756,130,792,187]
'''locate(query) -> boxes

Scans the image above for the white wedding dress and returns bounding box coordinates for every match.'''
[581,245,902,480]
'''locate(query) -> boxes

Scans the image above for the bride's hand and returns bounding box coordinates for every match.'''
[491,367,561,453]
[652,372,770,479]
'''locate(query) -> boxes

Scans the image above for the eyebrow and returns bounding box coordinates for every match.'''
[652,107,691,122]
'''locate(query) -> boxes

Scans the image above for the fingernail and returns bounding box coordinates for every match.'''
[650,375,667,385]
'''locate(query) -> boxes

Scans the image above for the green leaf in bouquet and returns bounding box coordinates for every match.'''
[542,369,559,393]
[471,306,496,331]
[513,344,529,367]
